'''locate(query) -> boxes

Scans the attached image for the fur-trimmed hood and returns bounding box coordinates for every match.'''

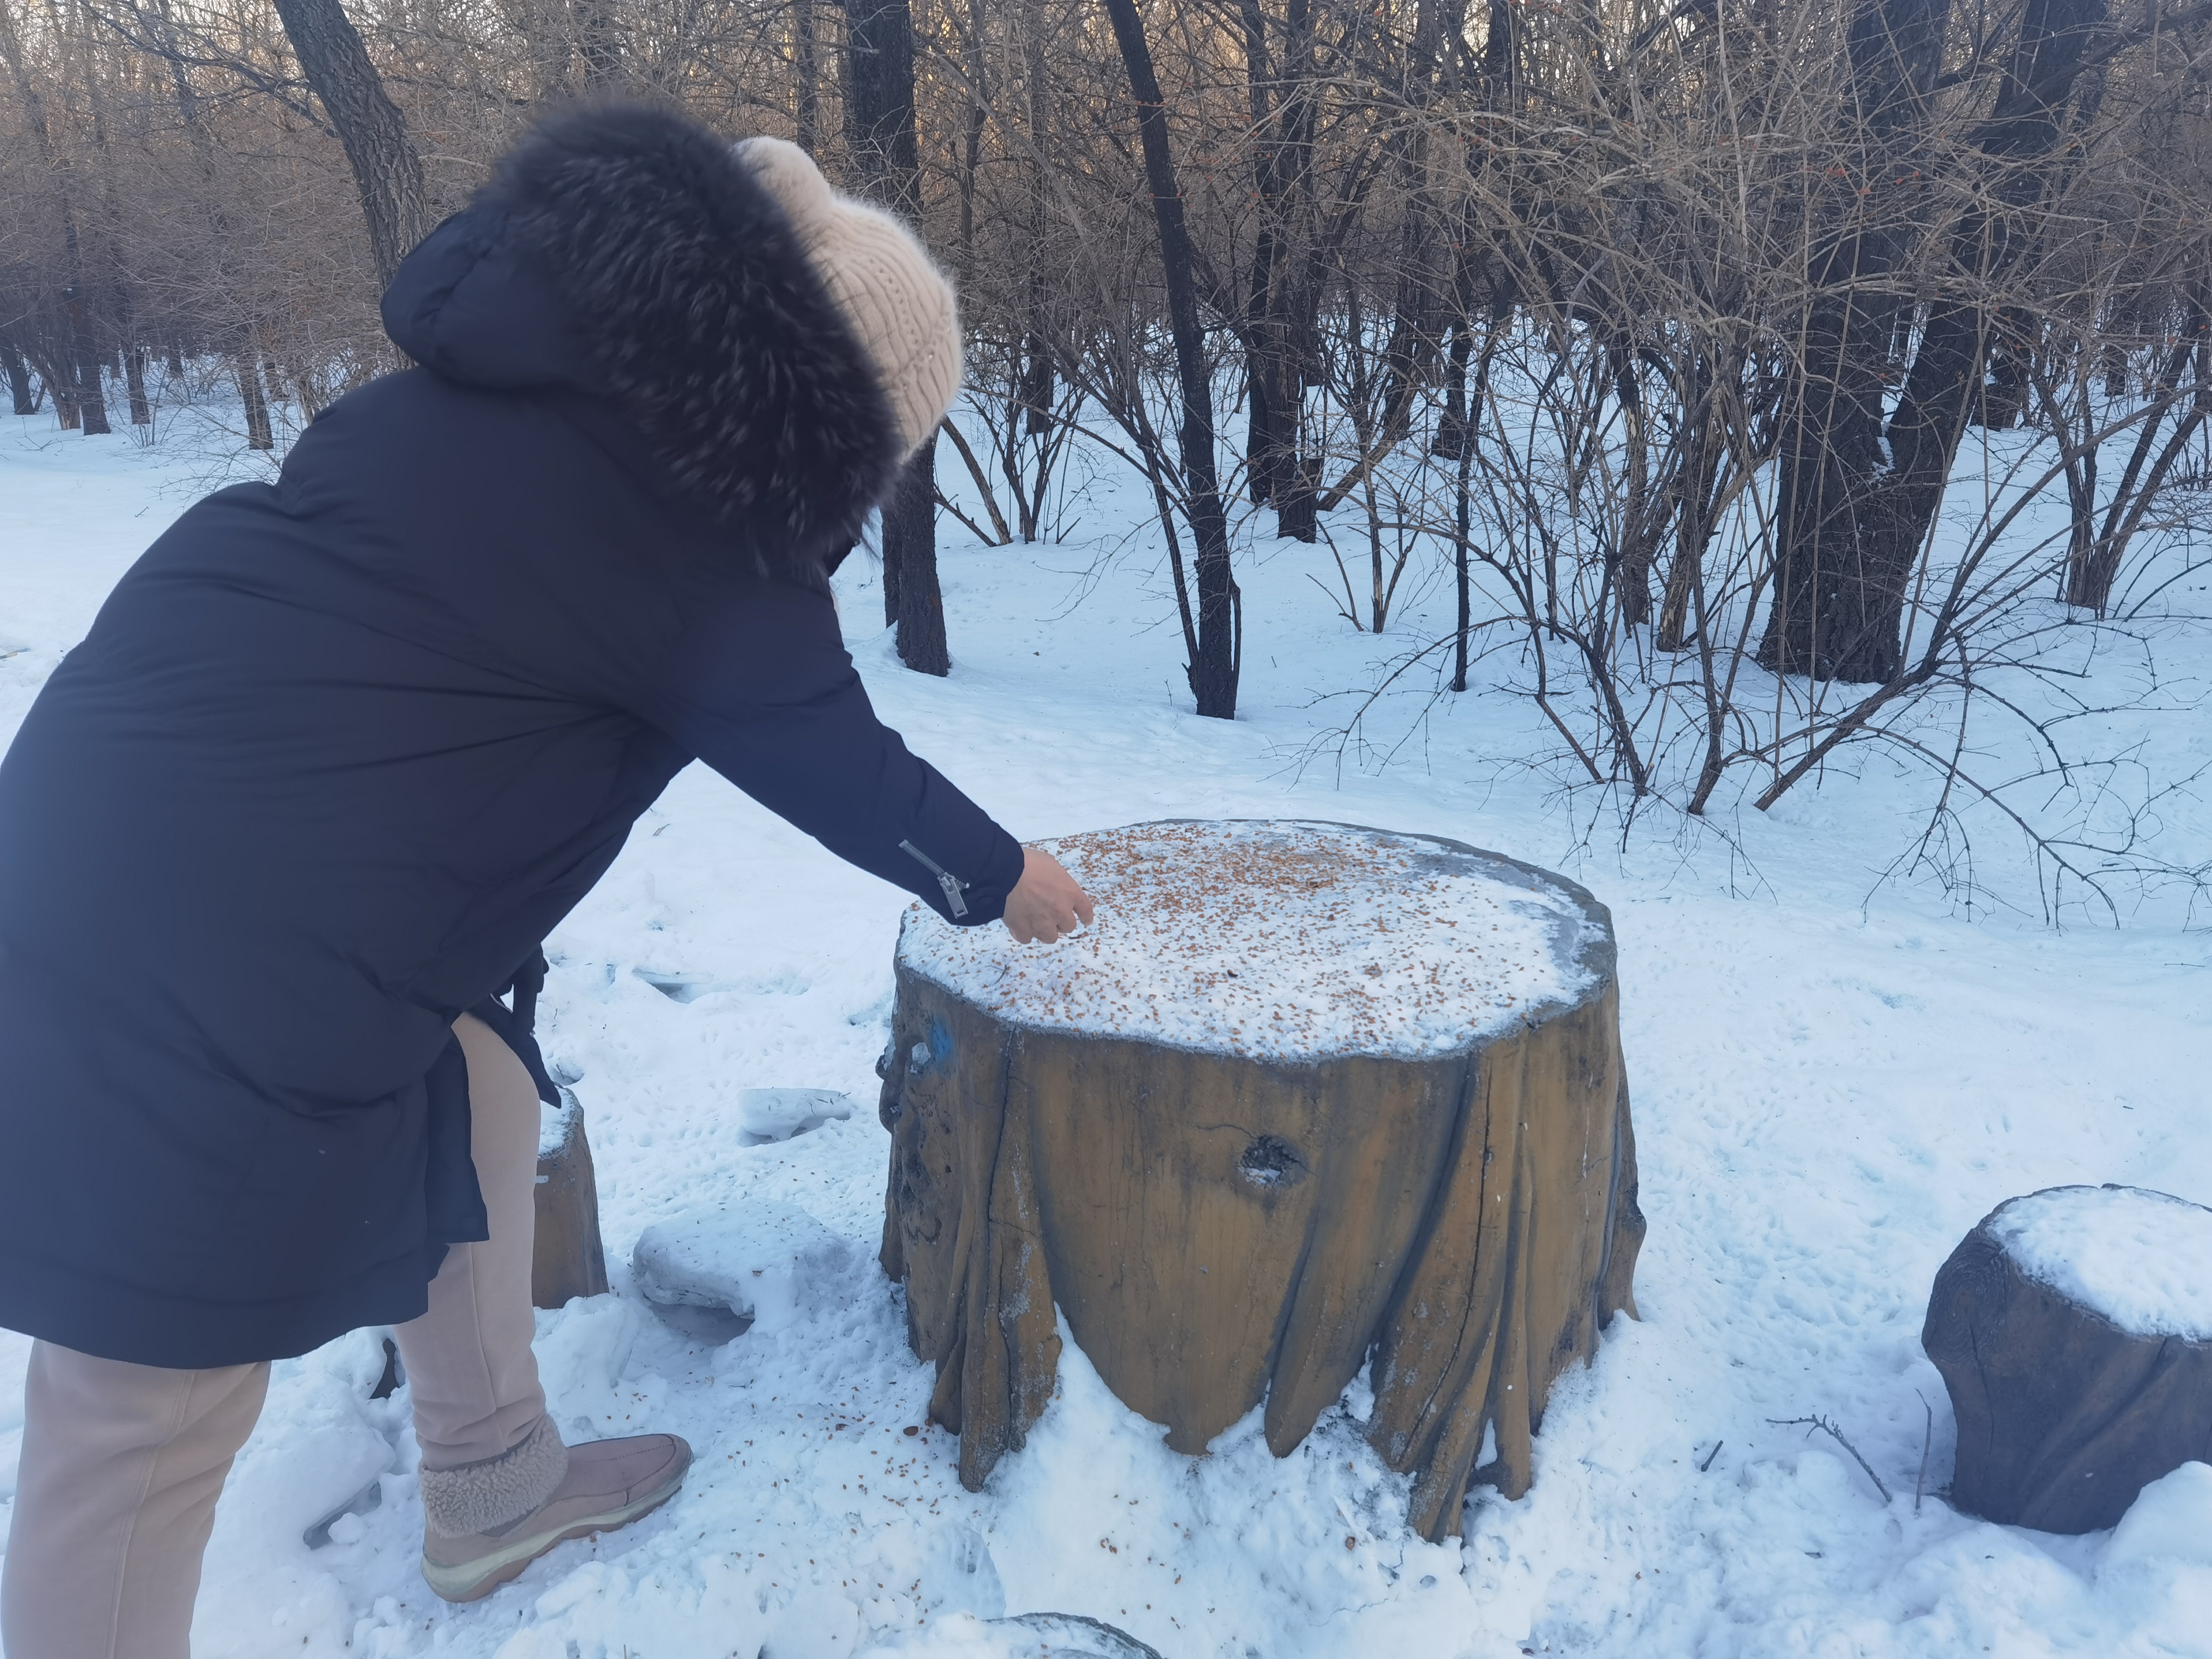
[381,103,903,569]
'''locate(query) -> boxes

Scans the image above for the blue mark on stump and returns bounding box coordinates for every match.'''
[908,1018,954,1076]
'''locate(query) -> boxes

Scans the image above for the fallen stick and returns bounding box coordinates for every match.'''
[1770,1414,1893,1505]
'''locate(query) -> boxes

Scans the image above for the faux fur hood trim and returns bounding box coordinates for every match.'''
[419,1413,570,1539]
[474,102,904,567]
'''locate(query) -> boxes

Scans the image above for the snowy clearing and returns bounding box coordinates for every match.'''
[3,415,2211,1658]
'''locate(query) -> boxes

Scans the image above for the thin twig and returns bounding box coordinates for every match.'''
[1770,1415,1893,1505]
[1915,1392,1933,1515]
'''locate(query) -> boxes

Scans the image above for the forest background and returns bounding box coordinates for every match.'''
[4,0,2210,918]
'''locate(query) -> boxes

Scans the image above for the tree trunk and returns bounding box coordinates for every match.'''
[1768,0,2108,681]
[1102,0,1240,717]
[1276,454,1319,542]
[238,353,273,450]
[1759,0,1954,679]
[1375,0,1460,442]
[844,0,952,675]
[1018,0,1057,528]
[1609,336,1656,625]
[1018,292,1054,418]
[519,0,569,98]
[1975,306,2036,428]
[113,279,150,427]
[879,822,1642,1540]
[18,333,80,427]
[885,435,950,675]
[1239,0,1319,534]
[1451,365,1476,690]
[1844,0,2109,675]
[270,0,429,287]
[2100,338,2129,401]
[1,328,36,414]
[843,0,921,212]
[1658,359,1728,651]
[124,344,150,426]
[66,280,110,435]
[794,0,822,154]
[1433,314,1473,461]
[951,0,987,262]
[2065,296,2211,612]
[1239,0,1287,505]
[576,0,621,90]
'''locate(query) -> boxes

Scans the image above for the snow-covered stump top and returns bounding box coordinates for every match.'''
[1985,1186,2212,1342]
[895,820,1610,1061]
[879,821,1643,1540]
[1924,1184,2212,1534]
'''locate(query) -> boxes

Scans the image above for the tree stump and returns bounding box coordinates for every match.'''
[532,1087,610,1308]
[1924,1184,2212,1533]
[877,820,1644,1539]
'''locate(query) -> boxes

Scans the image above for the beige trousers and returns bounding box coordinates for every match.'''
[1,1014,547,1659]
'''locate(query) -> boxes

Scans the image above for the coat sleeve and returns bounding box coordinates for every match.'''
[640,577,1026,926]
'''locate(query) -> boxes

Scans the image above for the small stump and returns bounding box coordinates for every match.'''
[532,1088,610,1308]
[1925,1184,2212,1533]
[877,821,1643,1538]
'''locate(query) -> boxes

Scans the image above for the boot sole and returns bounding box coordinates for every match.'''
[421,1471,687,1603]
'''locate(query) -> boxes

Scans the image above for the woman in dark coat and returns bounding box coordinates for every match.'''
[0,103,1090,1655]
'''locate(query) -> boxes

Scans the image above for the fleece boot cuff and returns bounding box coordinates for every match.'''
[419,1413,570,1539]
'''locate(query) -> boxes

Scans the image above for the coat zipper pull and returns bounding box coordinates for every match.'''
[899,839,970,919]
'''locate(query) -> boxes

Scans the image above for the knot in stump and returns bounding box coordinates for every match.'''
[1925,1184,2212,1533]
[876,820,1644,1538]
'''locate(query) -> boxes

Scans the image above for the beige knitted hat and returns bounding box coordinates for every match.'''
[735,137,961,462]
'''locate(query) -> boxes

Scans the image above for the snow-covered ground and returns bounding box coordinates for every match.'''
[3,412,2211,1658]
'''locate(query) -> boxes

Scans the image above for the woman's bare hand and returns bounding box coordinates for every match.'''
[1001,848,1095,944]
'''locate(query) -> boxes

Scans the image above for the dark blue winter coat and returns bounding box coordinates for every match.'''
[0,105,1022,1369]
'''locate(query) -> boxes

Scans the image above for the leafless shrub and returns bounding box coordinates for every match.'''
[3,0,2208,903]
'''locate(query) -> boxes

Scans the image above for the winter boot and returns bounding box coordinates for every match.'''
[417,1414,692,1602]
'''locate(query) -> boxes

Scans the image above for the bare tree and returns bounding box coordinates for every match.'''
[1760,0,1955,679]
[846,0,950,676]
[268,0,426,287]
[1101,0,1239,716]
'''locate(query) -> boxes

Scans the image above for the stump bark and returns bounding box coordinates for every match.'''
[877,821,1643,1539]
[532,1088,610,1309]
[1925,1184,2212,1533]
